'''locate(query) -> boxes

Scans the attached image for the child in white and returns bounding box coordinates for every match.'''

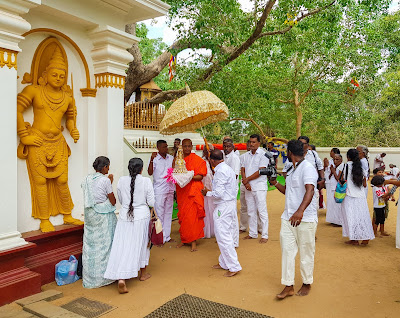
[148,140,175,243]
[371,175,390,236]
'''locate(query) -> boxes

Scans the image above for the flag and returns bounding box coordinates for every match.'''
[350,77,359,87]
[168,54,176,82]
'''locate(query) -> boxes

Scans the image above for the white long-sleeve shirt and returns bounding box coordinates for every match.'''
[206,162,237,205]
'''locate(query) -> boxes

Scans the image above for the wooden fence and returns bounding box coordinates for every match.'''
[124,102,165,130]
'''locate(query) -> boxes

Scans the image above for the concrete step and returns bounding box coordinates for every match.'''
[16,290,63,307]
[23,301,84,318]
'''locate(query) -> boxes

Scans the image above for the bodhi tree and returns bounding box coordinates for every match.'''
[124,0,390,104]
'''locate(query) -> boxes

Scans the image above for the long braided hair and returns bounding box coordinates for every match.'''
[347,148,364,187]
[127,158,143,220]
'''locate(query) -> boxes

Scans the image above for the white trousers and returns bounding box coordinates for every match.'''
[214,200,242,272]
[280,219,317,286]
[154,192,174,243]
[239,185,248,231]
[245,189,268,239]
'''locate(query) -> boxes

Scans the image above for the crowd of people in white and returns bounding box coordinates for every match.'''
[80,134,400,298]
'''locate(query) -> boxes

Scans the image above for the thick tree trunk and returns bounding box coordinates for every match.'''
[293,89,302,138]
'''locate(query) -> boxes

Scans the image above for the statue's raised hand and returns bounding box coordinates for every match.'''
[70,128,80,143]
[21,135,43,147]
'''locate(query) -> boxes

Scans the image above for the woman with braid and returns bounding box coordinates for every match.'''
[105,158,155,293]
[341,149,375,246]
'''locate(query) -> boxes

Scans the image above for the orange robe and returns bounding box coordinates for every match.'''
[176,153,207,243]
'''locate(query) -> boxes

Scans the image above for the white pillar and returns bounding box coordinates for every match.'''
[0,0,40,251]
[89,26,139,183]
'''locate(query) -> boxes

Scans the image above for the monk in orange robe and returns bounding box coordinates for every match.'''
[175,139,207,252]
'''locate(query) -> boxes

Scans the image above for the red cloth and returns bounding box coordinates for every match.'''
[176,153,207,243]
[196,143,248,151]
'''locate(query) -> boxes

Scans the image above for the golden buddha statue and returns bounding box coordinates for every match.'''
[173,145,188,173]
[17,41,83,232]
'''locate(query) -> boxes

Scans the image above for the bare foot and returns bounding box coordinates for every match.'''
[224,271,240,277]
[360,240,369,246]
[296,284,311,296]
[156,244,164,248]
[166,238,176,243]
[239,230,246,234]
[191,241,198,252]
[40,220,55,232]
[139,273,152,281]
[212,264,224,269]
[276,286,294,299]
[345,240,359,245]
[259,238,268,244]
[118,280,128,294]
[176,242,184,248]
[243,235,256,240]
[381,232,390,236]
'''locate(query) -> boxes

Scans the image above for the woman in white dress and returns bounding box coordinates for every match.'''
[341,149,375,246]
[202,145,215,238]
[104,158,155,293]
[326,153,344,226]
[324,148,341,225]
[356,145,370,198]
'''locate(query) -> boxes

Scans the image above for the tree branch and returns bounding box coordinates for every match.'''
[278,98,294,104]
[147,88,187,104]
[313,88,347,96]
[200,0,336,82]
[201,0,277,81]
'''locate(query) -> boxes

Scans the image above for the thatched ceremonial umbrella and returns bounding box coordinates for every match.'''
[159,86,229,136]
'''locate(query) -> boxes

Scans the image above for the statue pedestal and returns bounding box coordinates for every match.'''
[22,224,84,286]
[0,243,41,306]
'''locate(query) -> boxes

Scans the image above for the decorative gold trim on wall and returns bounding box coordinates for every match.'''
[95,73,125,89]
[0,48,18,70]
[22,28,96,97]
[80,88,97,97]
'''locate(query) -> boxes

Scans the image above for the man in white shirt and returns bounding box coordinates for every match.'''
[270,139,318,299]
[374,153,386,170]
[223,138,240,247]
[201,149,242,277]
[148,140,175,244]
[241,134,269,243]
[239,141,250,234]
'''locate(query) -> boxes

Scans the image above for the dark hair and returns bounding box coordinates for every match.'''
[334,154,343,159]
[223,138,233,144]
[287,139,304,157]
[267,142,274,146]
[373,168,380,175]
[157,140,167,147]
[310,144,316,151]
[371,175,385,187]
[331,147,340,154]
[127,158,143,220]
[382,153,386,156]
[347,149,364,187]
[175,138,181,142]
[250,134,260,142]
[210,149,224,160]
[93,156,110,172]
[298,135,310,144]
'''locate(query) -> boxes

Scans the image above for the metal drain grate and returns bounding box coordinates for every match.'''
[61,297,116,318]
[144,294,273,318]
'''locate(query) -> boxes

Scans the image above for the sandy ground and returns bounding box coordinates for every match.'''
[34,189,400,318]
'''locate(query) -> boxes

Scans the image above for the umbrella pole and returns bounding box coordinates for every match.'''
[200,127,214,174]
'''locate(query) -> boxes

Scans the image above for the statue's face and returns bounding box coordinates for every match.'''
[46,68,66,89]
